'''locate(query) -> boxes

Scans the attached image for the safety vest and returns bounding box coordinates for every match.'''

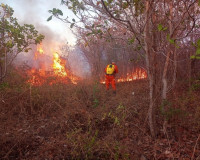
[106,64,115,75]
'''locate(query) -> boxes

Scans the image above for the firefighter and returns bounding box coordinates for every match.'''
[105,60,118,93]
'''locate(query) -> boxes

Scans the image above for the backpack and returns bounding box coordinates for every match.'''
[106,64,115,75]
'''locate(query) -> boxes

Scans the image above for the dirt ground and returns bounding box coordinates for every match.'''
[0,79,200,159]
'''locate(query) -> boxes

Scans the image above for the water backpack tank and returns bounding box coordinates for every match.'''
[106,64,115,74]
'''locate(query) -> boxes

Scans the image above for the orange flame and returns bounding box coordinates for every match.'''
[27,43,79,86]
[100,68,147,84]
[52,52,67,77]
[34,43,44,60]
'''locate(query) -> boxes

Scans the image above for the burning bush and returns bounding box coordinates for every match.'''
[24,43,80,86]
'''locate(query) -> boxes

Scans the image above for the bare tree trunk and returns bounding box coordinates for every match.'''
[144,0,155,138]
[189,29,194,88]
[162,0,173,101]
[171,47,177,88]
[162,51,170,100]
[0,51,7,81]
[0,63,2,82]
[0,16,8,81]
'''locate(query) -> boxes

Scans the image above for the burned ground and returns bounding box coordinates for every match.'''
[0,79,200,159]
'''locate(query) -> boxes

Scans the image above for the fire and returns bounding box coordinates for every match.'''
[34,43,44,60]
[101,68,147,84]
[27,68,46,86]
[27,43,79,86]
[52,52,67,77]
[27,44,146,86]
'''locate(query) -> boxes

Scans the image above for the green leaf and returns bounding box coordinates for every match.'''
[57,9,63,16]
[86,32,92,36]
[114,117,120,125]
[104,20,108,25]
[48,9,52,13]
[196,56,200,59]
[138,46,142,50]
[197,39,200,47]
[0,4,45,62]
[0,82,9,90]
[163,27,168,31]
[191,42,196,47]
[70,23,75,28]
[158,24,167,31]
[167,34,175,44]
[175,44,180,49]
[104,1,108,6]
[97,29,102,33]
[6,40,13,47]
[47,16,52,21]
[51,8,63,16]
[128,37,135,44]
[52,8,57,14]
[122,2,128,9]
[190,55,196,59]
[158,24,163,31]
[196,48,200,55]
[27,35,33,39]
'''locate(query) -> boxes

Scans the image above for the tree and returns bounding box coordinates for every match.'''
[48,0,200,137]
[0,3,45,81]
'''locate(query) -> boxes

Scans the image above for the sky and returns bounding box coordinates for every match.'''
[1,0,76,46]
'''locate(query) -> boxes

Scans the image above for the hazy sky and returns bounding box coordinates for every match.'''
[1,0,76,46]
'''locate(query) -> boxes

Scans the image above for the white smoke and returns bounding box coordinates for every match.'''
[2,0,91,78]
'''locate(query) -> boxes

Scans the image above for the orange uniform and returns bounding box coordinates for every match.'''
[105,63,118,91]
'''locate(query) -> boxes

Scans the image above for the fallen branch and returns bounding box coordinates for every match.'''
[3,142,18,159]
[191,134,200,160]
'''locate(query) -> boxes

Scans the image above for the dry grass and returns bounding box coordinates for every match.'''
[0,71,200,159]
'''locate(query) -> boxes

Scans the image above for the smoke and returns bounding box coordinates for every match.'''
[3,0,90,78]
[68,47,91,78]
[2,0,75,45]
[12,0,69,42]
[9,0,72,63]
